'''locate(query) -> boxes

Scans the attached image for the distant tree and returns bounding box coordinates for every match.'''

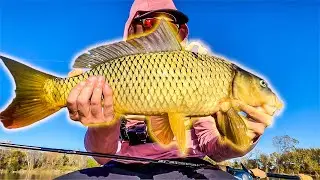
[68,154,84,168]
[246,159,258,169]
[61,154,69,166]
[279,151,299,174]
[0,150,8,170]
[44,152,59,169]
[24,150,36,171]
[6,150,27,172]
[258,154,269,172]
[272,135,299,154]
[252,148,261,168]
[267,152,280,173]
[272,135,299,173]
[33,151,45,169]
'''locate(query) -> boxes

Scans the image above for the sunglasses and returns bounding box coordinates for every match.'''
[132,12,181,34]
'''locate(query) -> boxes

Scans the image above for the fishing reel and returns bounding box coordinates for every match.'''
[119,117,153,146]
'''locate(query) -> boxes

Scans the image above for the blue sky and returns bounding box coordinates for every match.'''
[0,0,319,155]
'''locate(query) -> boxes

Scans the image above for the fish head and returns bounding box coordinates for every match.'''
[232,67,284,116]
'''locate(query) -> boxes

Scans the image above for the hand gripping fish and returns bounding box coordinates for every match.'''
[0,20,283,156]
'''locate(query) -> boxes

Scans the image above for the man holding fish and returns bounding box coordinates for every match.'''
[0,0,282,169]
[66,0,280,165]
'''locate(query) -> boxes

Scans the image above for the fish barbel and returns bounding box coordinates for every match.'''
[0,20,283,156]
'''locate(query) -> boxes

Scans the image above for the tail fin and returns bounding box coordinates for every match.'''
[0,55,61,129]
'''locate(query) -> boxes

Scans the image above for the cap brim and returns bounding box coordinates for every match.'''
[133,9,189,25]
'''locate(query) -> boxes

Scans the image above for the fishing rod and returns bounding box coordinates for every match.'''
[266,173,300,179]
[0,142,304,179]
[0,142,207,168]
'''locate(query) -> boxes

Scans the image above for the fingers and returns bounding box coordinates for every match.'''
[178,24,188,41]
[128,26,135,39]
[185,42,199,51]
[127,24,144,40]
[77,76,98,119]
[184,42,192,51]
[68,68,83,77]
[263,104,277,116]
[246,119,265,136]
[135,24,144,35]
[67,81,86,121]
[198,46,208,54]
[90,76,105,119]
[234,100,273,127]
[102,82,114,122]
[185,41,208,55]
[247,130,257,140]
[67,75,114,126]
[244,116,266,143]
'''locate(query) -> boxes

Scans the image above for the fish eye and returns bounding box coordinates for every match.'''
[260,80,267,88]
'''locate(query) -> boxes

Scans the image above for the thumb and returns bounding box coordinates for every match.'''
[185,42,209,55]
[68,68,84,77]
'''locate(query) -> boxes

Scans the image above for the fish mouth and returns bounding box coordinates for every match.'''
[262,104,283,116]
[261,96,284,116]
[238,104,282,117]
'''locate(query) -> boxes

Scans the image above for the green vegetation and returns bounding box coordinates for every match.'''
[0,148,100,174]
[225,135,320,178]
[228,148,320,177]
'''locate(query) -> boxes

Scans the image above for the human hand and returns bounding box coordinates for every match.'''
[184,41,210,55]
[235,100,274,142]
[67,70,115,126]
[68,68,83,77]
[128,24,144,38]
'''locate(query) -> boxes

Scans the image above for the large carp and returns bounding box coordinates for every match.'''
[0,20,283,155]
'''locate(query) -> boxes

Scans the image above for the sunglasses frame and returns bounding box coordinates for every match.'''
[132,11,182,30]
[128,11,189,41]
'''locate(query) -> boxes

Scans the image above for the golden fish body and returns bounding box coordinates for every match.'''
[51,51,234,117]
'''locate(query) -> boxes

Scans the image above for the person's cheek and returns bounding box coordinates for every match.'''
[178,24,188,41]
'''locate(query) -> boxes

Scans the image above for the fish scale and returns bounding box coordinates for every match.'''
[50,50,234,116]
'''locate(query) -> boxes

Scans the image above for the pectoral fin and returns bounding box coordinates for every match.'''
[168,113,187,156]
[215,108,251,154]
[146,115,174,145]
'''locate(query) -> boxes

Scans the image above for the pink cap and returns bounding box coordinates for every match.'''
[123,0,178,39]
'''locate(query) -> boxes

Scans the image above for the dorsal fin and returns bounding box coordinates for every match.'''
[72,20,182,69]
